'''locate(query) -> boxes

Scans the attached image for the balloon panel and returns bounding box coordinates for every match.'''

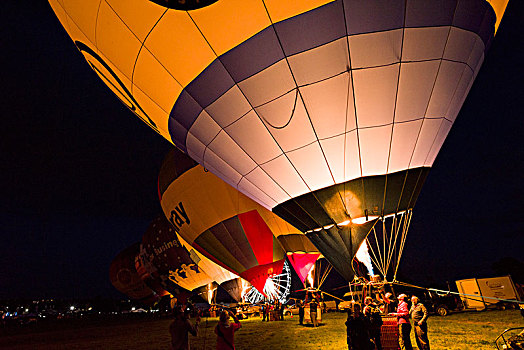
[175,231,238,285]
[159,150,300,249]
[305,220,377,281]
[109,243,159,304]
[140,216,215,293]
[220,278,246,303]
[134,253,170,298]
[287,253,321,284]
[159,150,308,292]
[167,0,496,215]
[193,282,218,304]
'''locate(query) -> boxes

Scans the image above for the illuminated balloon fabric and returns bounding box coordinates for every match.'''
[173,218,238,286]
[275,228,321,285]
[287,253,321,285]
[159,150,290,293]
[175,225,254,303]
[50,0,507,280]
[193,282,218,304]
[159,149,319,285]
[140,215,233,294]
[134,253,171,298]
[161,0,502,282]
[220,278,245,303]
[109,243,159,304]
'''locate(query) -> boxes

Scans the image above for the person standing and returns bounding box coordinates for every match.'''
[279,301,285,321]
[215,310,241,350]
[169,306,200,350]
[410,296,430,350]
[309,298,319,327]
[261,303,267,322]
[345,303,371,350]
[363,296,383,350]
[297,300,305,325]
[380,292,397,314]
[391,294,413,350]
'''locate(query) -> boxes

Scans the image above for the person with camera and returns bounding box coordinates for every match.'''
[215,309,241,349]
[169,305,200,350]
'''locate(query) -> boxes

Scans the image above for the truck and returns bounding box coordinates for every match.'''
[456,275,521,311]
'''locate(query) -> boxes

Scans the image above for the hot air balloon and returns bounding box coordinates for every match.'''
[159,149,300,296]
[139,215,239,303]
[109,243,160,304]
[50,0,508,281]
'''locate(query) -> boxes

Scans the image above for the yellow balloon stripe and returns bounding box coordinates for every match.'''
[160,164,302,245]
[486,0,509,33]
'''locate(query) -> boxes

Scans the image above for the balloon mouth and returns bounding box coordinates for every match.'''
[304,217,378,233]
[351,216,379,225]
[305,210,411,232]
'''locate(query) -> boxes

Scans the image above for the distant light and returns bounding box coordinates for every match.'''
[131,307,136,311]
[25,308,29,312]
[70,306,75,311]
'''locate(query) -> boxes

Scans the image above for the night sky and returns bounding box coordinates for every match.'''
[1,1,522,299]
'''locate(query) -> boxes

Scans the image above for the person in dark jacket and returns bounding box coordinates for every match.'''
[309,299,319,327]
[346,303,371,350]
[169,306,200,350]
[363,296,383,350]
[297,299,305,325]
[410,296,430,350]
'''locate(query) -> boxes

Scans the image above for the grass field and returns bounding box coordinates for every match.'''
[0,309,522,349]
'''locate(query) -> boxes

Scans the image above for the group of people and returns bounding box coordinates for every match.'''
[260,300,285,321]
[169,291,431,350]
[345,293,430,350]
[169,305,241,350]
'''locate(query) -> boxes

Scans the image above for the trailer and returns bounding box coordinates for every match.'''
[456,275,521,311]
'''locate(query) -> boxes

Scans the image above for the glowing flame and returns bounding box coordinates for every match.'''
[207,283,214,304]
[306,264,315,288]
[355,240,374,276]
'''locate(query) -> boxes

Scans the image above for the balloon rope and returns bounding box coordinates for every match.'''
[321,290,346,302]
[260,89,298,130]
[393,210,412,280]
[318,265,333,290]
[383,218,387,275]
[385,214,399,277]
[393,280,523,305]
[371,226,385,275]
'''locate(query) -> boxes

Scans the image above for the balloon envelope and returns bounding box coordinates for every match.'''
[51,0,507,280]
[140,215,237,298]
[109,243,159,304]
[159,150,296,293]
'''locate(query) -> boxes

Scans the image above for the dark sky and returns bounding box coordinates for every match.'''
[1,1,522,299]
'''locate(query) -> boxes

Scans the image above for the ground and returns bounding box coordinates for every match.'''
[0,309,521,349]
